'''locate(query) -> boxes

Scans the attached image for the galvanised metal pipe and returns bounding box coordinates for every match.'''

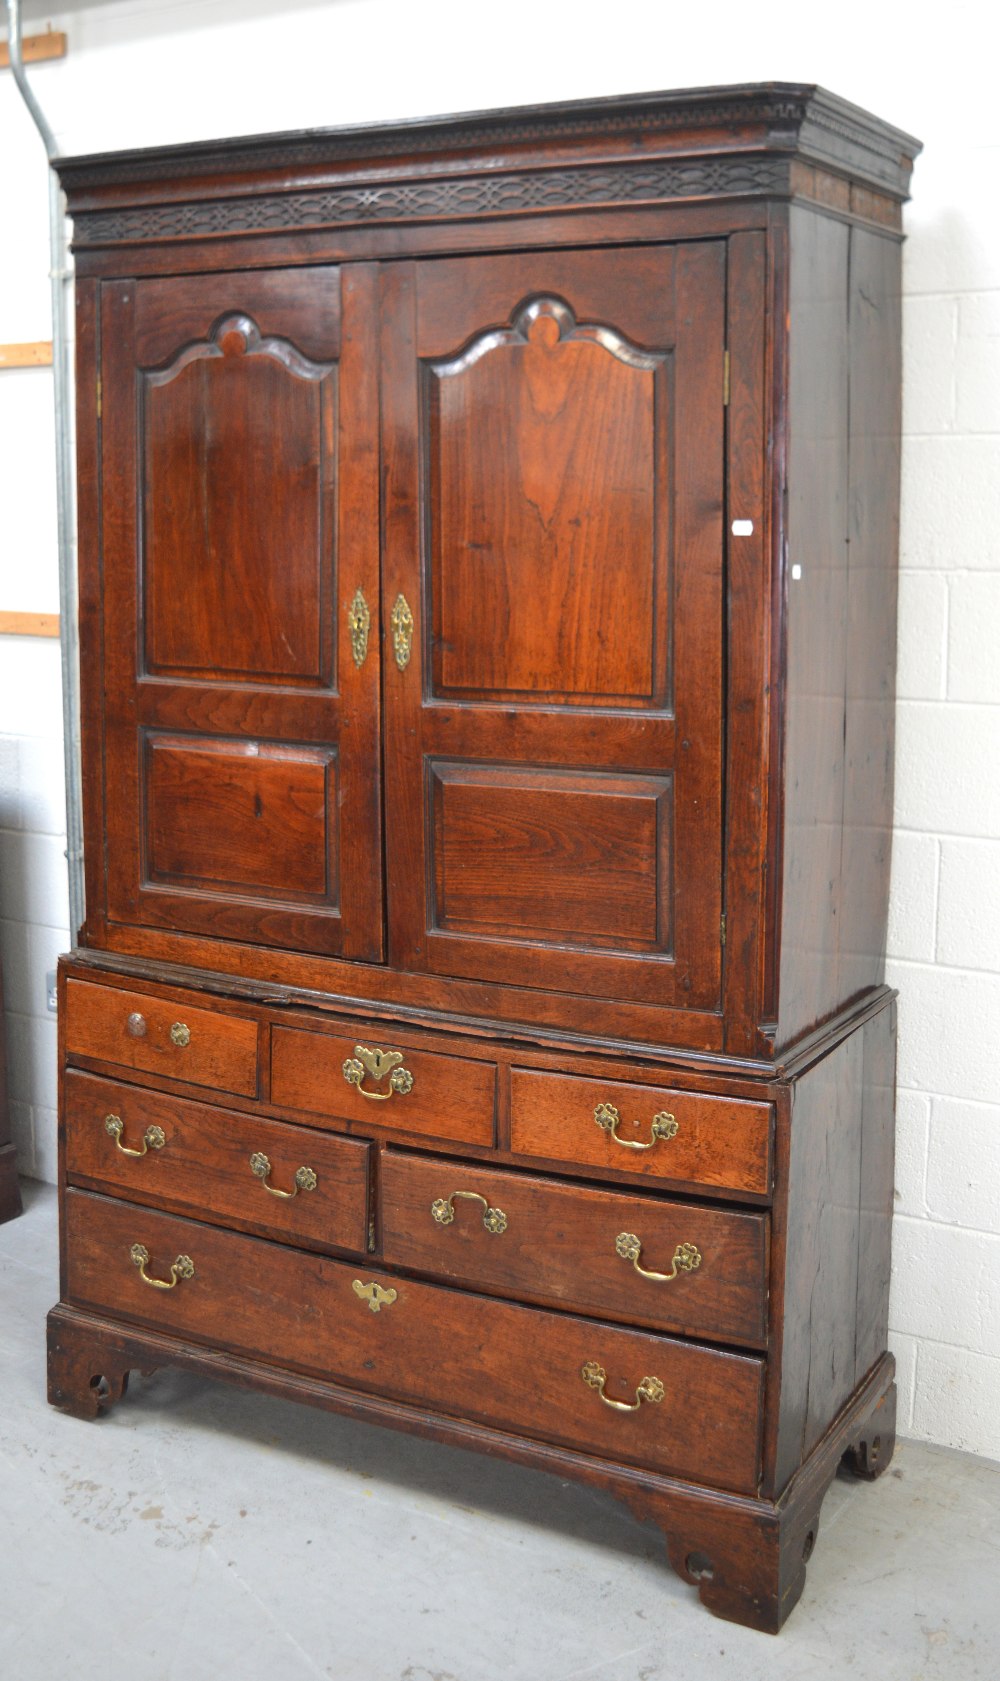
[4,0,84,940]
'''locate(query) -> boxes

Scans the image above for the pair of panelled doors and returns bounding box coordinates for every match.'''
[99,240,727,1009]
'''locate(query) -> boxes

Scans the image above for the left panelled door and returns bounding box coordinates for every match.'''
[99,265,383,959]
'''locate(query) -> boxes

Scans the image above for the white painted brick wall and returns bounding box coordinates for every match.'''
[0,0,997,1460]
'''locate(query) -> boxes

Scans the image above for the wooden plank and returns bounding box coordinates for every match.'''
[0,32,67,69]
[0,342,53,369]
[0,612,61,638]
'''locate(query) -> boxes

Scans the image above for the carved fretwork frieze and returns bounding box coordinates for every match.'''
[57,84,920,200]
[73,156,789,248]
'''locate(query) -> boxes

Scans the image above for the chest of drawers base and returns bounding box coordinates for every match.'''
[46,1298,895,1635]
[49,956,898,1633]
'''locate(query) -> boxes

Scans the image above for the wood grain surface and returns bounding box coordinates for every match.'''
[64,1070,370,1254]
[64,1189,764,1493]
[380,1150,768,1344]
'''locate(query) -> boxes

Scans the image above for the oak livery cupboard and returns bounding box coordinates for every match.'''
[48,84,920,1632]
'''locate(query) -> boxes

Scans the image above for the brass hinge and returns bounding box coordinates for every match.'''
[368,1217,376,1253]
[723,350,730,407]
[96,374,102,420]
[720,913,727,947]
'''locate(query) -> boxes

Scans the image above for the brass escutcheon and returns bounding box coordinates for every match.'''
[615,1233,702,1282]
[342,1043,414,1102]
[581,1361,664,1413]
[130,1243,195,1290]
[352,1279,397,1314]
[348,586,371,668]
[593,1102,678,1151]
[390,593,414,671]
[249,1152,317,1199]
[104,1113,166,1158]
[431,1190,508,1235]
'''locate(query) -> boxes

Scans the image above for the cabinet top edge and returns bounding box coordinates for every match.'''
[54,82,922,202]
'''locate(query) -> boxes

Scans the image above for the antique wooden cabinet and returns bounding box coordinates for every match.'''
[48,84,920,1632]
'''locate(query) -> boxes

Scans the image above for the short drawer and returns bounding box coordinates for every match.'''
[64,1189,763,1495]
[510,1069,772,1197]
[381,1152,768,1345]
[64,979,258,1098]
[63,1071,370,1254]
[271,1026,496,1148]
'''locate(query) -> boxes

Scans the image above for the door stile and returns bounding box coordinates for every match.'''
[379,261,427,972]
[336,261,384,960]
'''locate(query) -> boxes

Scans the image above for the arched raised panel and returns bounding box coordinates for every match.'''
[385,242,724,1007]
[424,297,671,708]
[141,313,337,687]
[100,264,383,963]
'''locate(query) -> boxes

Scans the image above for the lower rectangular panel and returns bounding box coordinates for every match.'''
[144,732,338,904]
[428,761,672,951]
[64,1189,763,1494]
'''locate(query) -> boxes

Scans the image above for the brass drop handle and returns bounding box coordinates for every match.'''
[594,1102,678,1151]
[130,1243,194,1290]
[352,1279,397,1313]
[249,1151,317,1199]
[342,1043,414,1101]
[615,1234,702,1282]
[431,1190,508,1234]
[581,1361,664,1413]
[170,1022,191,1047]
[348,586,371,668]
[105,1114,166,1158]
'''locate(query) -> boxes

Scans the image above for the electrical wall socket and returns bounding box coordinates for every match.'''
[46,971,58,1013]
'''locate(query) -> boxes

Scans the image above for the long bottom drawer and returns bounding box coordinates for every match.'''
[64,1190,764,1494]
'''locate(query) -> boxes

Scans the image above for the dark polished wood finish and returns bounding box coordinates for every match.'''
[64,1187,765,1492]
[64,977,258,1096]
[509,1069,772,1195]
[50,84,918,1634]
[380,1150,769,1345]
[270,1024,497,1147]
[64,1071,371,1254]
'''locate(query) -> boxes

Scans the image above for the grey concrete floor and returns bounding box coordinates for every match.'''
[2,1182,998,1681]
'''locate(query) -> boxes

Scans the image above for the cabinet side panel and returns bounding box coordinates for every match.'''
[777,214,902,1047]
[772,1028,863,1493]
[854,1000,897,1385]
[776,208,850,1045]
[840,229,902,1005]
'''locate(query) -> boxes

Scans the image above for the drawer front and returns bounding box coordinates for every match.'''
[65,1190,763,1494]
[64,1072,370,1254]
[64,979,258,1098]
[510,1069,772,1196]
[381,1152,768,1345]
[271,1026,496,1148]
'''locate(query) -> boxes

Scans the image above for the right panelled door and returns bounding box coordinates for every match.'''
[382,242,726,1007]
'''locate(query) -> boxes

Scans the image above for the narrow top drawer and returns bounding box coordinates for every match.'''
[510,1069,772,1196]
[271,1025,495,1148]
[64,979,258,1098]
